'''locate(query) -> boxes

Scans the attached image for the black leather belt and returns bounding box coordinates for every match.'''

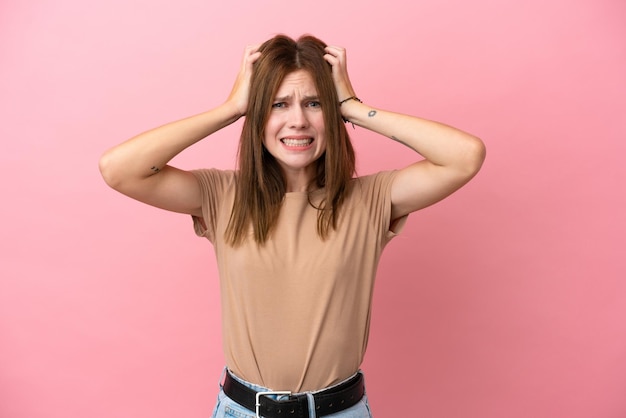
[222,371,365,418]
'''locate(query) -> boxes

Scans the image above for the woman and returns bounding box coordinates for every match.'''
[100,34,485,418]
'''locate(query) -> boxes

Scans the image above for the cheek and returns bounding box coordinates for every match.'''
[316,117,327,140]
[263,119,279,142]
[314,114,326,134]
[271,110,289,127]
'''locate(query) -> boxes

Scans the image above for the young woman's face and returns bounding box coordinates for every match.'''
[263,69,327,179]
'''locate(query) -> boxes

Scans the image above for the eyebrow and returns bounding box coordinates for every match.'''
[274,95,320,102]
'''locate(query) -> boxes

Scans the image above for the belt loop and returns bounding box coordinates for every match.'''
[218,366,227,389]
[305,392,316,418]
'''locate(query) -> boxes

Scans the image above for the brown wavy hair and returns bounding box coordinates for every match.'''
[225,34,356,246]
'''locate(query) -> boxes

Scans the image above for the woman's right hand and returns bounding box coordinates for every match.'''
[226,44,262,117]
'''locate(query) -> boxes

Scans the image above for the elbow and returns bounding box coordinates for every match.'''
[472,136,487,171]
[462,135,487,178]
[98,149,122,190]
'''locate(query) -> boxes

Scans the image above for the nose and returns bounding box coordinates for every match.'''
[288,105,309,129]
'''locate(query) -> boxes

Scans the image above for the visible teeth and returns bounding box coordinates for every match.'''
[282,138,313,146]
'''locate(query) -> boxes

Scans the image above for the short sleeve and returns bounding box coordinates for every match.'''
[190,169,236,242]
[358,170,409,243]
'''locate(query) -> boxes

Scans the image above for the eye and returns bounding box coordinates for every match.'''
[272,102,286,109]
[307,101,321,108]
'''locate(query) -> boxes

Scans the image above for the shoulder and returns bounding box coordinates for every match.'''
[191,168,237,190]
[350,170,399,195]
[343,170,399,209]
[344,170,406,238]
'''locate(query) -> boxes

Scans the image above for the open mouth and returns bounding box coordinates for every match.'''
[281,137,313,147]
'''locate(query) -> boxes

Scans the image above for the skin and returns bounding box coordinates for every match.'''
[263,69,327,192]
[323,45,486,221]
[99,43,486,225]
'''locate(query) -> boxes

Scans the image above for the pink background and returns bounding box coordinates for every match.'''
[1,0,625,417]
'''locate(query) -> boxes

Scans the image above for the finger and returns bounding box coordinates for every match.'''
[323,53,339,66]
[248,51,262,65]
[325,46,346,61]
[241,45,262,69]
[325,45,345,54]
[242,44,261,63]
[244,43,261,53]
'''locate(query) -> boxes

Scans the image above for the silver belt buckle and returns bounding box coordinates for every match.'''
[255,390,292,418]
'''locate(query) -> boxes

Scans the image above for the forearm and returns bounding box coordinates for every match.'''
[342,100,485,174]
[99,101,241,188]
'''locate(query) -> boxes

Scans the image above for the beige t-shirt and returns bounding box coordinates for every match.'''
[192,169,407,392]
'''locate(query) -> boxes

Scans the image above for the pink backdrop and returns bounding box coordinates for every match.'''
[1,0,625,417]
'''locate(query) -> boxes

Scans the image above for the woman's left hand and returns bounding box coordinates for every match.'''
[324,45,357,104]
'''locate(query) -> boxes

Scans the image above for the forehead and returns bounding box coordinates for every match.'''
[275,69,317,96]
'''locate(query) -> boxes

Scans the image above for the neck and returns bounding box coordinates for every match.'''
[283,167,316,193]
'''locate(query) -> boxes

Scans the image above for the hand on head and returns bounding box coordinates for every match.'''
[227,44,262,117]
[323,46,357,104]
[228,40,358,120]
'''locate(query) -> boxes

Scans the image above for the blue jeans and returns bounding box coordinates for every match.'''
[210,369,373,418]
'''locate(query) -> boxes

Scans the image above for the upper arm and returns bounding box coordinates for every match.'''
[390,148,485,220]
[102,164,203,217]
